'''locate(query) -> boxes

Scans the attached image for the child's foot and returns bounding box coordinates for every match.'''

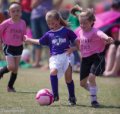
[7,87,16,92]
[91,101,100,108]
[53,96,59,102]
[68,97,76,106]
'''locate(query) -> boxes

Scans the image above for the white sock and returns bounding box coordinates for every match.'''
[89,86,98,102]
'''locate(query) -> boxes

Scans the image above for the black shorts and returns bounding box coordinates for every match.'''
[3,44,23,56]
[114,40,120,47]
[80,52,105,80]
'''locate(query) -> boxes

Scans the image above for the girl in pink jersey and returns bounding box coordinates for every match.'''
[0,2,26,92]
[71,6,113,108]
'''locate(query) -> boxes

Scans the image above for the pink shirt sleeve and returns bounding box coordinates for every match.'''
[96,30,109,40]
[0,20,9,42]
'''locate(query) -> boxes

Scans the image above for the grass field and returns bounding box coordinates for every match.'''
[0,68,120,114]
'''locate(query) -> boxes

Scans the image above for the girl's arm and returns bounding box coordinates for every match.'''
[105,37,113,44]
[75,39,80,50]
[97,30,114,44]
[53,0,63,10]
[65,39,80,55]
[24,35,40,45]
[65,46,78,55]
[31,0,43,9]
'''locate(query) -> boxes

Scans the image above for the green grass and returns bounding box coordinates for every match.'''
[0,68,120,114]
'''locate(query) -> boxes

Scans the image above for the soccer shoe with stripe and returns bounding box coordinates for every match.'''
[53,96,59,102]
[7,87,16,92]
[91,101,100,108]
[68,97,76,106]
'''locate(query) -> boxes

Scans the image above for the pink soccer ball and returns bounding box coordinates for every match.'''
[35,88,54,106]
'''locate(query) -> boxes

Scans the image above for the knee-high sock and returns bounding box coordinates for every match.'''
[50,75,58,97]
[89,86,98,102]
[66,80,75,98]
[8,72,17,88]
[0,66,9,76]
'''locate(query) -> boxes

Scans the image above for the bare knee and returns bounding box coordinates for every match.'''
[50,69,58,75]
[8,65,16,72]
[65,66,72,83]
[88,76,96,85]
[80,81,86,88]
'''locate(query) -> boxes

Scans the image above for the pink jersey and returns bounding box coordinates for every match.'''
[0,18,26,46]
[76,28,108,57]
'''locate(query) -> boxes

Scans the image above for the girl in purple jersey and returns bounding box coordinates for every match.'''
[24,10,77,105]
[0,2,26,92]
[71,6,113,108]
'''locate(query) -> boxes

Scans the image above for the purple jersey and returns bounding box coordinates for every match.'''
[39,27,77,55]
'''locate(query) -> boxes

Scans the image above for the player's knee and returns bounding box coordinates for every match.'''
[65,75,72,83]
[80,81,86,88]
[8,65,16,72]
[50,69,57,75]
[89,76,95,84]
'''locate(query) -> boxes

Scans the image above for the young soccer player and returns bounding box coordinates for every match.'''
[24,10,77,105]
[0,2,26,92]
[71,6,113,107]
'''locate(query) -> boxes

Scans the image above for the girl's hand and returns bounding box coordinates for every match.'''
[65,47,77,55]
[24,35,40,45]
[106,37,114,44]
[24,35,32,44]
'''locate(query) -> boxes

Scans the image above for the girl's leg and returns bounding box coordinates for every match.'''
[6,56,16,72]
[104,44,116,75]
[88,73,99,107]
[0,56,16,79]
[80,77,89,91]
[111,46,120,74]
[0,66,9,79]
[7,56,20,92]
[50,69,59,101]
[106,46,120,76]
[65,64,76,105]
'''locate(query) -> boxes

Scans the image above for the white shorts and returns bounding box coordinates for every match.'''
[49,53,74,79]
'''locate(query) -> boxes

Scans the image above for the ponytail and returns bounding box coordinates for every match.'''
[59,14,68,26]
[71,5,82,18]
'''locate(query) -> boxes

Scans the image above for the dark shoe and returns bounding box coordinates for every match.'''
[0,74,3,79]
[53,96,59,102]
[68,97,76,106]
[91,101,100,108]
[7,87,16,92]
[0,68,3,79]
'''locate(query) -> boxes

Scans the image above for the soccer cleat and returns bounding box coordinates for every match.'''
[68,97,76,106]
[7,87,16,92]
[53,96,59,102]
[91,101,100,108]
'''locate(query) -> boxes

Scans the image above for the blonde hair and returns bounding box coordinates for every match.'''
[71,5,95,25]
[9,2,21,8]
[46,10,68,26]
